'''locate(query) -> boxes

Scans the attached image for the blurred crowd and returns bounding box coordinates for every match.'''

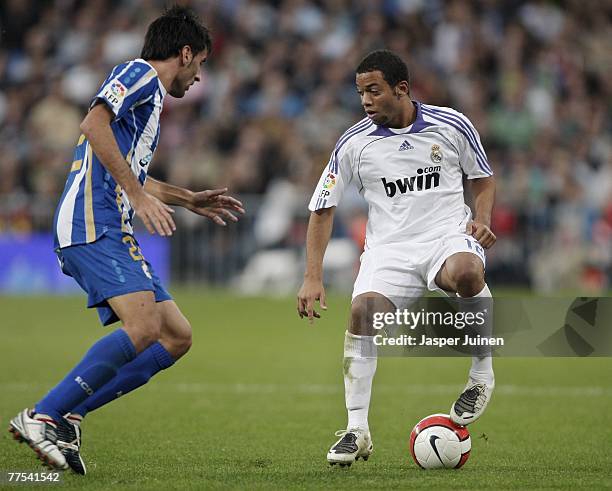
[0,0,610,291]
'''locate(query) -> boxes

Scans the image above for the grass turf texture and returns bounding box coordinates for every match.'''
[1,291,611,489]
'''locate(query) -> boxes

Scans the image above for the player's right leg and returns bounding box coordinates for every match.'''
[327,292,394,466]
[328,244,424,466]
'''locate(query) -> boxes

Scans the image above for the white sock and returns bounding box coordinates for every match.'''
[465,284,495,386]
[344,331,377,431]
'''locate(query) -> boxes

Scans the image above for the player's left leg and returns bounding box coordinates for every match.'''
[327,292,390,466]
[435,251,495,425]
[435,251,486,297]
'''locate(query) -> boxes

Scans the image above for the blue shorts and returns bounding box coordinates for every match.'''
[57,231,172,326]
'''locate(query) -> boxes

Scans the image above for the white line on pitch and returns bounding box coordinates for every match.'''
[165,383,612,397]
[1,383,610,397]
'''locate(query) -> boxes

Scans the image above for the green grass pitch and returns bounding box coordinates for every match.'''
[1,291,611,489]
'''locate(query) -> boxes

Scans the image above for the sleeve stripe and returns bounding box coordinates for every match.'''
[134,94,154,107]
[100,62,155,100]
[101,63,126,87]
[325,155,334,173]
[328,118,371,173]
[122,69,156,97]
[422,110,492,175]
[313,197,328,211]
[335,118,370,151]
[330,121,374,173]
[421,107,492,175]
[90,62,131,110]
[422,105,492,174]
[112,61,136,86]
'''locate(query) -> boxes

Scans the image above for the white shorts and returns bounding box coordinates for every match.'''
[352,233,486,307]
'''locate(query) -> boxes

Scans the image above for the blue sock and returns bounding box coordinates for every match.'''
[35,329,136,421]
[70,342,175,418]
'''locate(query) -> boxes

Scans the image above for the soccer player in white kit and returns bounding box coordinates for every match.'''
[297,50,496,466]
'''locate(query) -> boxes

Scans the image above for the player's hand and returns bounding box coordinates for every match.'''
[187,188,245,226]
[132,191,176,236]
[297,278,327,324]
[467,221,496,249]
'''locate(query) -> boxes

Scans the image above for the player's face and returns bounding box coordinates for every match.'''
[170,48,208,98]
[356,71,407,127]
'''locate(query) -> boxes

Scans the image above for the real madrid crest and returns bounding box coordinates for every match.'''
[430,144,442,163]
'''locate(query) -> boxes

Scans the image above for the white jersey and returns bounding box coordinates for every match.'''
[308,101,493,249]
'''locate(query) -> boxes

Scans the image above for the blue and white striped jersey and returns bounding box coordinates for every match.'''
[53,58,166,249]
[309,101,493,248]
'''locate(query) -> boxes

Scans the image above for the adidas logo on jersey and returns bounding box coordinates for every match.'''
[382,166,441,197]
[398,139,414,151]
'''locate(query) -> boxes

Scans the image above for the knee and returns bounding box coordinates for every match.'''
[351,301,369,334]
[175,320,193,357]
[124,313,162,352]
[163,318,192,359]
[351,295,392,335]
[454,262,485,297]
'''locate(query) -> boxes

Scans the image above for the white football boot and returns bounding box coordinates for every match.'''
[450,380,495,426]
[8,409,68,470]
[327,428,373,467]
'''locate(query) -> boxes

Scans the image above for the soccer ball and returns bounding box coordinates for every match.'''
[409,413,471,469]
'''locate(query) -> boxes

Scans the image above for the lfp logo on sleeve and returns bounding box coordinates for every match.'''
[103,80,128,106]
[323,173,336,190]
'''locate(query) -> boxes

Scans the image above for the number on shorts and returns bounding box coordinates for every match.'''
[464,237,484,258]
[122,235,144,261]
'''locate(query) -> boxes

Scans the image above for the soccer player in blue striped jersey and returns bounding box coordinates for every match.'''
[297,50,496,466]
[9,6,244,474]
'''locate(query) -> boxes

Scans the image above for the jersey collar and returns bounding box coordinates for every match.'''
[136,58,167,97]
[368,101,434,137]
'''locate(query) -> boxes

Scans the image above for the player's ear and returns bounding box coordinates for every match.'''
[395,81,409,98]
[181,45,193,65]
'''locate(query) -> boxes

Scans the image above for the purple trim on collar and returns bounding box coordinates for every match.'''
[367,126,395,137]
[367,101,434,136]
[409,101,435,133]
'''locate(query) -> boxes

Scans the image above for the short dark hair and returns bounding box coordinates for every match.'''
[141,5,212,61]
[356,50,410,88]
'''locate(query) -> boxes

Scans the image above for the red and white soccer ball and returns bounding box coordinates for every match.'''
[409,414,471,469]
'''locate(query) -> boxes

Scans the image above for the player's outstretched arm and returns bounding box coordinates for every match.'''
[297,207,335,323]
[80,104,176,236]
[468,176,496,249]
[144,178,245,227]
